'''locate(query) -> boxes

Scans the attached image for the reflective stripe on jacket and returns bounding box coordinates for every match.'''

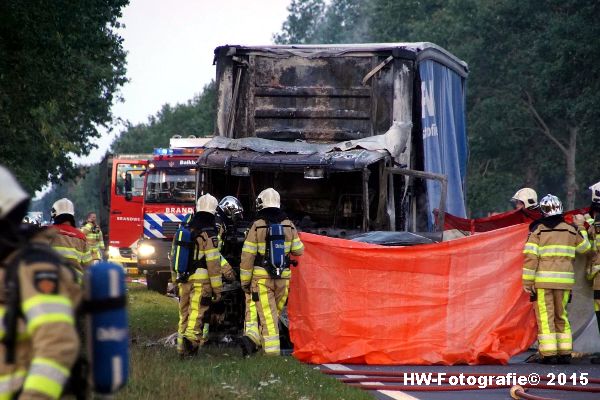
[523,220,591,289]
[80,222,104,260]
[49,224,92,274]
[0,231,81,400]
[240,218,304,284]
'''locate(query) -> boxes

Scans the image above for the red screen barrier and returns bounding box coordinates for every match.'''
[289,224,537,365]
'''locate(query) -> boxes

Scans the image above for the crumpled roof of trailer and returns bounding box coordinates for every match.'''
[203,119,411,158]
[215,42,468,76]
[197,137,391,172]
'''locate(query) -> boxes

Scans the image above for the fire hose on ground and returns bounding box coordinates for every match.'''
[321,369,600,399]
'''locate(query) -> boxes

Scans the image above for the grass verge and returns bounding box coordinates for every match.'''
[118,284,371,400]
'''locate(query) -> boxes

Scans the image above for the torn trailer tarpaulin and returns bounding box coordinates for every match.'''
[288,224,537,365]
[203,122,411,160]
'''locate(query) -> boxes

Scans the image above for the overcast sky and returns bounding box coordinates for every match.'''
[77,0,290,164]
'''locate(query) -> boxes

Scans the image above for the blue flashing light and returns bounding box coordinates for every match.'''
[153,148,173,155]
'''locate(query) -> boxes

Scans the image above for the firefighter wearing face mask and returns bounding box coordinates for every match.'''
[585,182,600,364]
[48,198,92,278]
[240,188,304,356]
[0,165,81,399]
[80,211,105,263]
[522,194,591,364]
[216,196,262,355]
[176,194,232,357]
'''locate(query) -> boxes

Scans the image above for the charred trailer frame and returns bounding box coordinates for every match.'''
[203,43,468,236]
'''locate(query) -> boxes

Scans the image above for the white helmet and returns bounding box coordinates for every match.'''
[539,194,563,217]
[511,188,538,209]
[51,198,75,218]
[256,188,280,210]
[196,193,218,214]
[589,181,600,204]
[0,165,29,220]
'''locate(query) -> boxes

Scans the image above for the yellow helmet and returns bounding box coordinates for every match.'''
[196,193,218,214]
[256,188,280,210]
[511,188,538,209]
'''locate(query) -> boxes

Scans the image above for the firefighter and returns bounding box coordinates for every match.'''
[216,196,262,356]
[522,194,591,364]
[176,194,231,357]
[0,165,81,399]
[240,188,304,356]
[80,211,105,263]
[511,187,539,211]
[586,182,600,364]
[48,198,92,277]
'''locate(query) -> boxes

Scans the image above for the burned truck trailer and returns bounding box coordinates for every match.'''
[199,43,469,237]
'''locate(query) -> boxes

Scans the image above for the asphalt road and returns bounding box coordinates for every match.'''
[320,352,600,400]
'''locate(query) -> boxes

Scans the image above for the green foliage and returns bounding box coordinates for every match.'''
[0,0,129,193]
[273,0,326,44]
[120,284,370,400]
[111,81,216,153]
[274,0,600,216]
[32,82,217,222]
[31,164,102,224]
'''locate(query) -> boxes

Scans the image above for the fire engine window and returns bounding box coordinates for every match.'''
[115,164,145,196]
[145,168,196,204]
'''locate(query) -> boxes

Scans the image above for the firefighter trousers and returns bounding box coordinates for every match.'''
[594,290,600,334]
[244,292,262,347]
[534,288,572,357]
[177,281,211,354]
[252,277,289,356]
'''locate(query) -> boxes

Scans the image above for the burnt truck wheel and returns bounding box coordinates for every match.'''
[146,271,170,294]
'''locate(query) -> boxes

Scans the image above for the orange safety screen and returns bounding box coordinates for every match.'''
[288,224,537,365]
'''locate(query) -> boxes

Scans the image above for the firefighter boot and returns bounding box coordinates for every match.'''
[181,337,198,358]
[556,354,571,365]
[239,336,258,357]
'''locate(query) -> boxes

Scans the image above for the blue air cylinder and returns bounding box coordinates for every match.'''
[84,262,129,394]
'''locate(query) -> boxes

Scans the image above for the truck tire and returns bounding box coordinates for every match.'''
[147,271,170,295]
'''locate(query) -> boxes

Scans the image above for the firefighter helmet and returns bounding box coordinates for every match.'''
[0,165,29,221]
[256,188,280,210]
[511,188,538,209]
[217,196,244,221]
[539,194,563,217]
[196,193,218,214]
[51,198,75,218]
[589,182,600,204]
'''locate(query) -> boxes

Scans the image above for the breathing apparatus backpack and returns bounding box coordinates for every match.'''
[2,243,128,398]
[171,222,196,282]
[260,219,296,278]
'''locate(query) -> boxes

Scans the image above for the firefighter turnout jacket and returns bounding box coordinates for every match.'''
[586,217,600,291]
[48,224,92,276]
[80,222,105,261]
[177,225,229,354]
[240,210,304,355]
[1,229,81,399]
[523,215,591,290]
[240,217,304,286]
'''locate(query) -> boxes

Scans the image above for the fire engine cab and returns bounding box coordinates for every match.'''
[134,137,209,293]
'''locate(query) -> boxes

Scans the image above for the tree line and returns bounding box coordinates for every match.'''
[11,0,600,221]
